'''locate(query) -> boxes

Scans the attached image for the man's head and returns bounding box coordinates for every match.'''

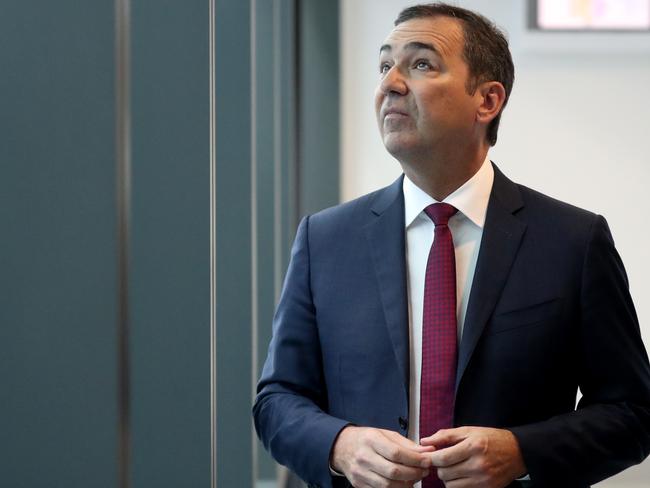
[375,3,514,164]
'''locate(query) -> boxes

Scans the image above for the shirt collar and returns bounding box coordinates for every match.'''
[403,155,494,229]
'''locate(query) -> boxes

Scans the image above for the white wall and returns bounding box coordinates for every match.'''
[340,1,650,486]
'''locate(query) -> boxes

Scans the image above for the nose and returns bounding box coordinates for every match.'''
[378,66,407,96]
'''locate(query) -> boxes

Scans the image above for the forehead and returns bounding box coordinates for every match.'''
[380,16,464,58]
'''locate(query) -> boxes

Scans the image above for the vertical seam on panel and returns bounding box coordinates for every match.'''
[250,0,259,484]
[115,0,132,486]
[273,0,282,303]
[293,0,302,227]
[209,0,217,486]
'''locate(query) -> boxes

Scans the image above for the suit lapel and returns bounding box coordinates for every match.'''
[456,165,527,392]
[364,176,410,399]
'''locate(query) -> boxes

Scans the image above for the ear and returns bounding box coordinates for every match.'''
[476,81,506,124]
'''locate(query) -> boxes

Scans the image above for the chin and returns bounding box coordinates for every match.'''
[383,136,416,160]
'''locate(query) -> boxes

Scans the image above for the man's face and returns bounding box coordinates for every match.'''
[375,16,482,161]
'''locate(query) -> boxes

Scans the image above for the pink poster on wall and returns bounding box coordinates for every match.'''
[538,0,650,30]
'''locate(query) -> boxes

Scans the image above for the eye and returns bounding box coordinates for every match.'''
[414,59,433,71]
[379,62,392,74]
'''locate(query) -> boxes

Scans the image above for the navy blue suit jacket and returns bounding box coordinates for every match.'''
[253,165,650,488]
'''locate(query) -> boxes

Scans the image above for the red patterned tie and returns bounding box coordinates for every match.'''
[420,203,458,488]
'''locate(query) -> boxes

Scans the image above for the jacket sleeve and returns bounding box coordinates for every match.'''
[252,216,349,488]
[510,215,650,486]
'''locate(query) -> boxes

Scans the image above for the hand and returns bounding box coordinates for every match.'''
[421,426,527,488]
[331,425,434,488]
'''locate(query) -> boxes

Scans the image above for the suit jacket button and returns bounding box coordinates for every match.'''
[398,416,408,431]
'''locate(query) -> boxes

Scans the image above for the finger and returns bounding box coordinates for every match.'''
[436,457,473,482]
[429,438,473,468]
[356,468,415,488]
[443,478,473,488]
[382,430,424,449]
[368,452,430,482]
[420,427,469,447]
[383,430,436,453]
[372,435,433,469]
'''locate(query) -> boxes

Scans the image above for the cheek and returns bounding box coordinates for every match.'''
[415,92,444,123]
[447,86,478,119]
[421,89,472,124]
[374,89,383,114]
[374,90,385,129]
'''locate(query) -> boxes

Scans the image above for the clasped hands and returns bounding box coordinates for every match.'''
[331,425,527,488]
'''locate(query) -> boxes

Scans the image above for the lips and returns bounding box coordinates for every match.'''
[383,107,409,119]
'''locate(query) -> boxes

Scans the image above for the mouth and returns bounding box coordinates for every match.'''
[383,108,409,120]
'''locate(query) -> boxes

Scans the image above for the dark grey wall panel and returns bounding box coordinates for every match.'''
[214,1,253,486]
[299,0,340,216]
[254,0,279,480]
[0,1,117,486]
[1,1,341,486]
[252,0,340,484]
[253,0,301,480]
[130,1,211,486]
[280,0,299,266]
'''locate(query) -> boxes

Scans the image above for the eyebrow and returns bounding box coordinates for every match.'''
[379,41,439,55]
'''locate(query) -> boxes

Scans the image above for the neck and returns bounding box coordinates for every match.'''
[400,146,488,201]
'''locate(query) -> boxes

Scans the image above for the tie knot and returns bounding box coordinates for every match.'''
[424,202,457,226]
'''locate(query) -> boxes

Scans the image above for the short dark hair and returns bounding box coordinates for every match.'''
[395,3,514,146]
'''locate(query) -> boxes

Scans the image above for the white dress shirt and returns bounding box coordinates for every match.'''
[330,158,494,481]
[404,157,494,487]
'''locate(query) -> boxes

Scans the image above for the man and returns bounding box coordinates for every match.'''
[253,4,650,488]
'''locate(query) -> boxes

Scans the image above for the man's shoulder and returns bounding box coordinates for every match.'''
[517,183,597,220]
[488,165,606,250]
[507,178,604,248]
[516,183,598,223]
[307,176,402,229]
[494,165,599,225]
